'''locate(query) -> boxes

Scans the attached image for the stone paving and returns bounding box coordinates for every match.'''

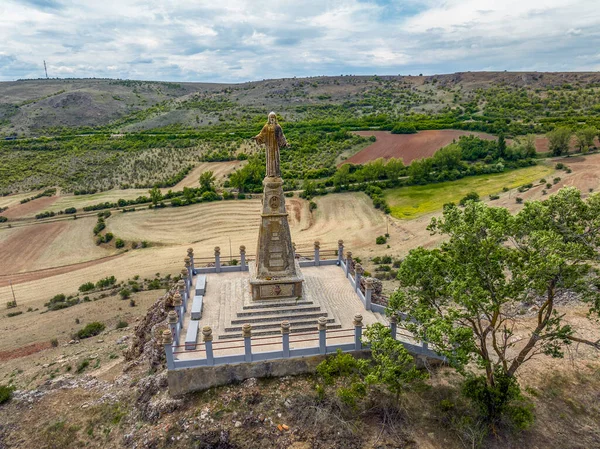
[175,265,389,359]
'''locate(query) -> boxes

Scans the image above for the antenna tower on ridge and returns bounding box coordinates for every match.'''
[44,60,49,79]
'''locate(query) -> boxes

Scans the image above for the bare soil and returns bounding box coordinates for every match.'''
[1,195,58,220]
[346,130,497,165]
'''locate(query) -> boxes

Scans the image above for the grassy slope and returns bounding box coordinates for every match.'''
[385,164,554,219]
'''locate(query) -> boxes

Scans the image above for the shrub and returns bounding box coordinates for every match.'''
[0,385,15,404]
[555,162,565,169]
[7,311,22,317]
[309,201,317,211]
[64,207,77,214]
[546,183,552,189]
[119,288,131,300]
[376,235,387,245]
[78,282,95,293]
[489,194,500,201]
[76,322,105,339]
[553,177,561,184]
[93,222,105,235]
[459,191,480,206]
[115,238,125,248]
[96,276,116,289]
[115,320,128,329]
[104,232,114,243]
[50,338,59,347]
[129,299,136,307]
[516,197,523,204]
[391,123,417,134]
[76,359,90,373]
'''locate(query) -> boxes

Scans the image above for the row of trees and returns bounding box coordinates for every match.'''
[547,125,598,156]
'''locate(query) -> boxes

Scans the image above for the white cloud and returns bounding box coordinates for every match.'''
[0,0,599,82]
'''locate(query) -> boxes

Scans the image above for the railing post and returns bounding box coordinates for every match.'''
[187,247,195,274]
[390,314,397,340]
[168,310,179,345]
[337,239,344,264]
[185,257,192,280]
[318,317,327,355]
[281,321,290,358]
[180,269,190,299]
[345,251,352,277]
[242,323,252,362]
[240,245,246,271]
[214,246,221,273]
[173,292,183,326]
[202,326,214,366]
[162,329,175,370]
[177,280,187,312]
[364,277,373,311]
[353,314,363,351]
[355,263,363,293]
[314,241,320,266]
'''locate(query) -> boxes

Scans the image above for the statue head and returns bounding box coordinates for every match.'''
[268,111,277,124]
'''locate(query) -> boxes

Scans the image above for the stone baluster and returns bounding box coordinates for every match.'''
[337,240,344,264]
[281,321,290,358]
[364,278,373,311]
[167,310,179,346]
[202,326,214,365]
[355,263,363,294]
[318,317,327,355]
[185,257,192,280]
[314,241,320,266]
[173,292,183,325]
[187,247,195,274]
[390,314,397,340]
[162,329,175,370]
[177,280,187,312]
[240,245,247,271]
[242,323,252,362]
[353,314,363,351]
[214,246,221,273]
[180,269,190,298]
[345,251,352,277]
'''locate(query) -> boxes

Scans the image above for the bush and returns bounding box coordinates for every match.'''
[78,282,95,293]
[376,235,387,245]
[489,194,500,201]
[76,322,105,339]
[96,276,116,289]
[129,299,136,307]
[7,311,22,317]
[459,191,480,206]
[391,123,417,134]
[64,207,77,214]
[0,385,15,404]
[555,162,565,169]
[115,320,128,329]
[309,201,317,211]
[50,338,59,347]
[76,359,90,373]
[119,288,131,300]
[516,197,523,204]
[115,238,125,248]
[553,177,561,184]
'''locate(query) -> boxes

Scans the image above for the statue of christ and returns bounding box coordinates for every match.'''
[253,112,287,178]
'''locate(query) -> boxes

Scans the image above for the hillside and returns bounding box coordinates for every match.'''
[2,72,600,137]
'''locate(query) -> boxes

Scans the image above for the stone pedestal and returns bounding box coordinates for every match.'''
[249,176,304,300]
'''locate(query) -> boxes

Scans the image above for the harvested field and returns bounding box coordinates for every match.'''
[0,195,57,220]
[173,160,246,189]
[346,130,497,165]
[0,216,114,276]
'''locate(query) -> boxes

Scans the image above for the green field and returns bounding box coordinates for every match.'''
[385,165,554,219]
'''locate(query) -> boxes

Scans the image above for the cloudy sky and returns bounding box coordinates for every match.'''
[1,0,599,82]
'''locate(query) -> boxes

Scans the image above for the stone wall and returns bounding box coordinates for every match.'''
[167,350,372,396]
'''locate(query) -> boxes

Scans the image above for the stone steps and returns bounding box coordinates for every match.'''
[235,305,321,318]
[242,300,314,310]
[230,310,328,325]
[218,323,342,340]
[224,317,336,333]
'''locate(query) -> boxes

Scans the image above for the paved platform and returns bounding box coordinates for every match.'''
[176,265,389,358]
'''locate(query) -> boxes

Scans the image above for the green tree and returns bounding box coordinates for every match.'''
[497,134,506,159]
[547,126,572,156]
[389,188,600,421]
[517,134,537,158]
[575,126,597,154]
[149,186,162,205]
[199,170,216,192]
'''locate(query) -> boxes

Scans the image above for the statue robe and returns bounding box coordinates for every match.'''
[254,123,287,178]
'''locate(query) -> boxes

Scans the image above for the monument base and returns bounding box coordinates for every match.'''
[248,260,304,301]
